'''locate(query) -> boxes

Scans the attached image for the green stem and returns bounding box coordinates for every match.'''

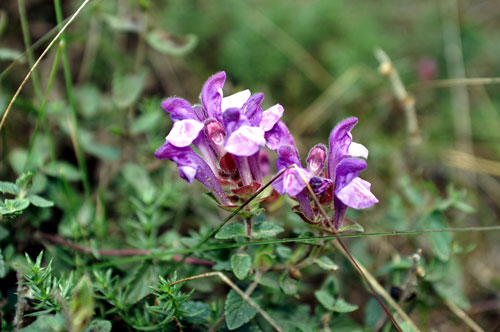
[53,0,91,199]
[23,42,63,172]
[18,0,42,104]
[89,225,500,270]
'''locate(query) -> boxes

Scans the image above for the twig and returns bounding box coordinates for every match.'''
[170,271,284,332]
[0,0,91,131]
[374,48,421,145]
[440,0,476,186]
[13,270,26,332]
[444,299,486,332]
[444,149,500,177]
[37,232,214,267]
[411,77,500,90]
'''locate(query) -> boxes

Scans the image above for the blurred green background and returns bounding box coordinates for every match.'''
[1,0,499,330]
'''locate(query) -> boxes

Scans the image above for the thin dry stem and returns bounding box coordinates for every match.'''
[170,272,284,332]
[444,299,486,332]
[0,0,91,131]
[440,0,476,187]
[374,48,421,145]
[444,149,500,177]
[412,77,500,89]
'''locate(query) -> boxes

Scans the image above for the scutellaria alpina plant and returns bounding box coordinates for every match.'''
[156,72,378,229]
[155,71,284,209]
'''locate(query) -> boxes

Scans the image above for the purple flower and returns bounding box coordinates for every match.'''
[268,117,378,229]
[155,71,284,204]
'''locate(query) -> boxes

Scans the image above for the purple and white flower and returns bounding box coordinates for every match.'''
[155,71,284,204]
[267,117,378,229]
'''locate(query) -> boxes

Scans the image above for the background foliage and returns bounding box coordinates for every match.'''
[0,0,499,331]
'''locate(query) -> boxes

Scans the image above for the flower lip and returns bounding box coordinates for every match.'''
[225,125,266,156]
[166,119,204,147]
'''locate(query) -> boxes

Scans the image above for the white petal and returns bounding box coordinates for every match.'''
[166,119,204,147]
[178,166,197,183]
[337,177,378,209]
[260,104,284,131]
[349,142,369,159]
[225,125,265,156]
[221,89,251,111]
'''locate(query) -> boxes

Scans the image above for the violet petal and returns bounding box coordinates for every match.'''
[260,104,284,131]
[242,92,264,127]
[225,125,266,156]
[166,119,204,147]
[161,97,198,122]
[273,167,312,197]
[336,177,378,209]
[327,117,358,178]
[334,158,367,194]
[201,71,226,120]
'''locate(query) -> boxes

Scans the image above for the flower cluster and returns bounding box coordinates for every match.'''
[156,71,378,229]
[267,117,378,229]
[155,72,284,206]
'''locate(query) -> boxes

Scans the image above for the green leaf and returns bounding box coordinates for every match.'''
[122,163,156,203]
[314,289,335,310]
[231,253,252,280]
[85,320,112,332]
[0,48,23,62]
[252,221,284,239]
[181,301,211,324]
[224,289,257,330]
[146,29,198,56]
[314,256,339,271]
[333,298,358,313]
[112,69,148,109]
[44,161,82,181]
[279,272,298,296]
[215,223,246,239]
[28,195,54,208]
[19,314,66,332]
[130,111,162,135]
[0,181,20,195]
[431,259,470,310]
[422,211,451,261]
[338,219,364,233]
[16,172,34,191]
[75,85,101,118]
[1,199,30,215]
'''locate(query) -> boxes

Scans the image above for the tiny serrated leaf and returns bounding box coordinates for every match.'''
[314,290,335,310]
[215,223,246,239]
[224,289,257,330]
[333,298,358,313]
[313,256,339,271]
[231,254,252,280]
[0,181,20,195]
[338,219,364,233]
[28,195,54,208]
[252,221,284,239]
[1,199,30,214]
